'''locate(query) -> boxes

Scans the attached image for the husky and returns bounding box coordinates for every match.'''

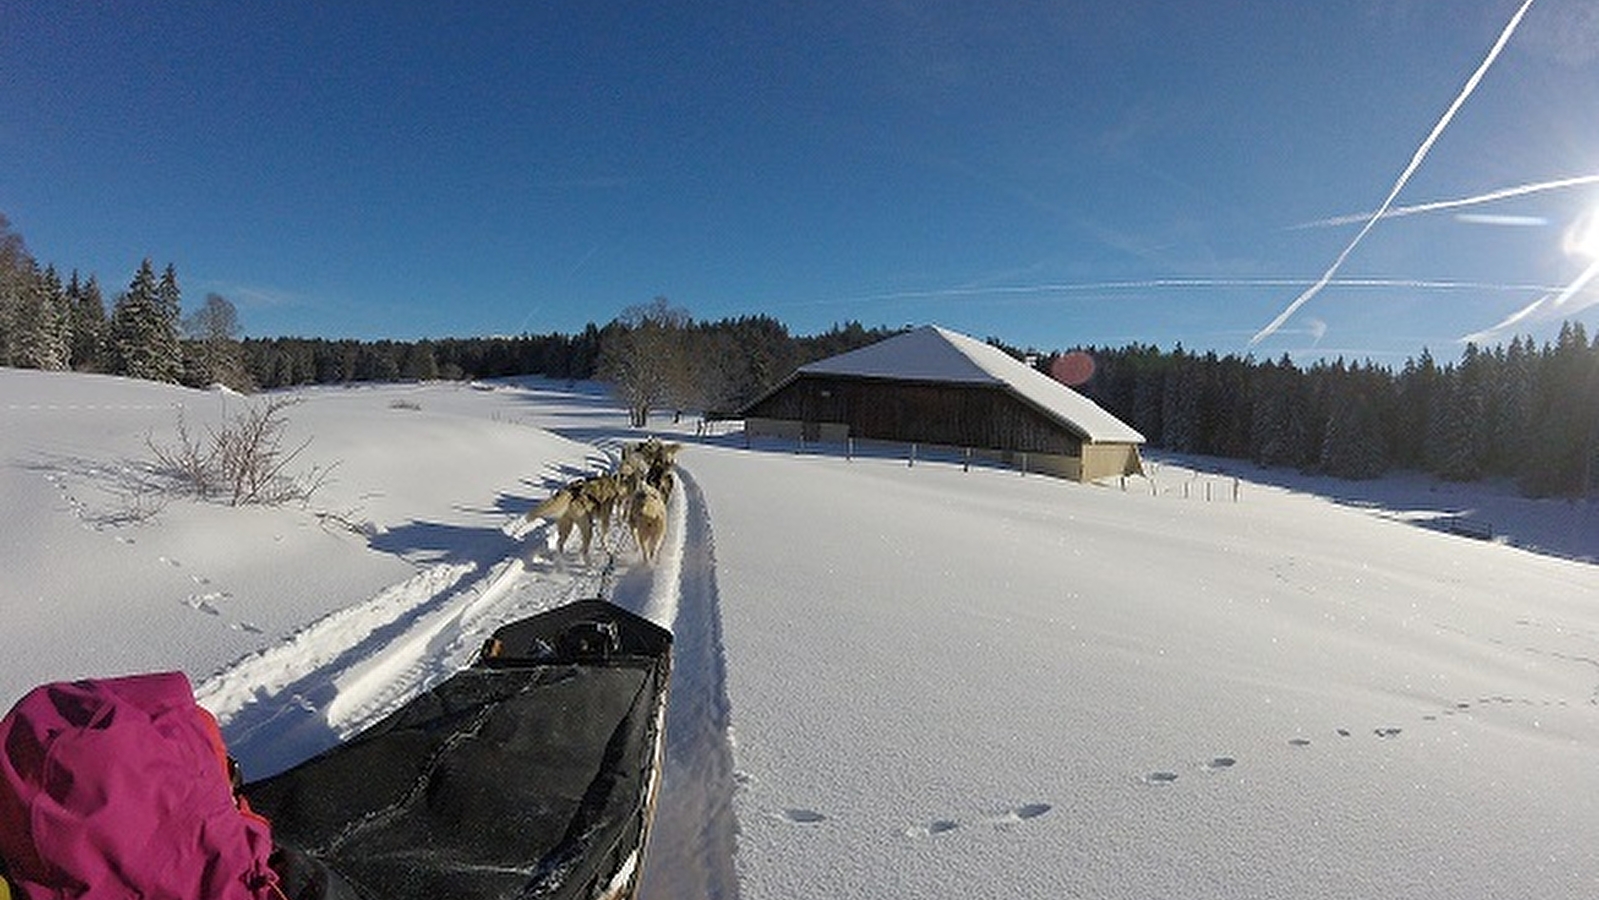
[575,472,626,535]
[627,482,668,564]
[620,438,681,501]
[526,482,599,558]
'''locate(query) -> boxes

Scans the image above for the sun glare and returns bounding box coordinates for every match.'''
[1563,206,1599,260]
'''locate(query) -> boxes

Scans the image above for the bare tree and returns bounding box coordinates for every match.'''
[0,212,34,366]
[598,297,691,427]
[184,292,250,389]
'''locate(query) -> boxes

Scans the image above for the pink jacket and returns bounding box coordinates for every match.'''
[0,672,280,899]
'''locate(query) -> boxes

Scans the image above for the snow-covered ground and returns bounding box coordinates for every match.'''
[3,368,1597,899]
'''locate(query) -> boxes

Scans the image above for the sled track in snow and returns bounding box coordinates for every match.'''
[619,468,742,900]
[195,513,610,779]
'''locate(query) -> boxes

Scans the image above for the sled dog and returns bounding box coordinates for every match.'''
[620,438,681,500]
[527,482,598,558]
[576,472,626,535]
[627,483,668,564]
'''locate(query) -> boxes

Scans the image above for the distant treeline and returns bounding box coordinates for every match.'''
[239,316,900,415]
[242,316,1599,498]
[1028,325,1599,498]
[2,211,1595,496]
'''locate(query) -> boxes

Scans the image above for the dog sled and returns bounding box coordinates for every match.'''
[249,599,674,900]
[0,599,673,900]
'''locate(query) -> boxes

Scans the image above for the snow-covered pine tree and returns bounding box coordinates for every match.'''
[10,263,71,370]
[1249,355,1305,467]
[1159,351,1200,453]
[1487,336,1534,478]
[1319,385,1385,479]
[39,264,70,369]
[109,259,183,382]
[1433,345,1488,481]
[68,271,107,371]
[1521,322,1596,496]
[1394,348,1439,470]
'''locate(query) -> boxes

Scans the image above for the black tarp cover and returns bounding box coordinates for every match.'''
[244,601,672,900]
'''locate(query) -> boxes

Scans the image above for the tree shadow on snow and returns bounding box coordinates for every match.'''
[368,518,521,565]
[1144,451,1599,565]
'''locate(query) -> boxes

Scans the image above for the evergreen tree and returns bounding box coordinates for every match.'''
[1488,336,1534,478]
[401,339,439,380]
[11,262,71,370]
[1160,351,1200,452]
[1209,353,1254,458]
[67,272,107,371]
[109,259,183,382]
[1250,356,1304,467]
[1433,345,1489,481]
[1521,323,1596,496]
[1319,379,1387,479]
[1393,348,1440,469]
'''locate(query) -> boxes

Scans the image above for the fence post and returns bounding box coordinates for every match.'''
[847,437,854,461]
[963,447,971,472]
[1233,478,1240,502]
[1206,482,1213,502]
[909,443,917,467]
[1020,452,1028,476]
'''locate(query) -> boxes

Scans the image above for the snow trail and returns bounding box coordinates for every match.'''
[619,468,743,900]
[196,513,612,778]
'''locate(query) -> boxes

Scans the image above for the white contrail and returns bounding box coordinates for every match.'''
[1250,0,1539,347]
[797,276,1569,307]
[1459,256,1599,342]
[1550,255,1599,310]
[1461,293,1553,344]
[1292,174,1599,229]
[1455,213,1547,226]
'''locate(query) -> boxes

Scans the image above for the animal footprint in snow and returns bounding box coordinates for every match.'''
[181,596,221,616]
[1288,738,1312,747]
[1374,727,1403,739]
[906,803,1049,837]
[904,819,960,838]
[987,803,1052,825]
[1205,756,1237,770]
[779,808,826,824]
[1143,771,1180,785]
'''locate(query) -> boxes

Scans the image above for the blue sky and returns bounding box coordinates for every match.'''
[3,1,1598,363]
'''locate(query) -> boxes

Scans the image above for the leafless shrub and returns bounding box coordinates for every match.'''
[148,409,220,498]
[147,397,338,506]
[94,463,172,525]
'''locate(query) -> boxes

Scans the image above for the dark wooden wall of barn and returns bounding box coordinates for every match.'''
[743,375,1084,455]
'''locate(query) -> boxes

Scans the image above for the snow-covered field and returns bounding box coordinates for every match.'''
[3,368,1597,899]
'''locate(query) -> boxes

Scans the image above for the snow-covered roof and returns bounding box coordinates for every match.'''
[798,325,1145,444]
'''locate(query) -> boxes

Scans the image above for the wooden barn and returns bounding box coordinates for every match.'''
[739,325,1145,481]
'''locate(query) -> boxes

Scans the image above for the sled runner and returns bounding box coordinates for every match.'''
[244,599,673,900]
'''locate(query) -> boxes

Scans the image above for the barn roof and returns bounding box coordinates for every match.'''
[795,325,1145,444]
